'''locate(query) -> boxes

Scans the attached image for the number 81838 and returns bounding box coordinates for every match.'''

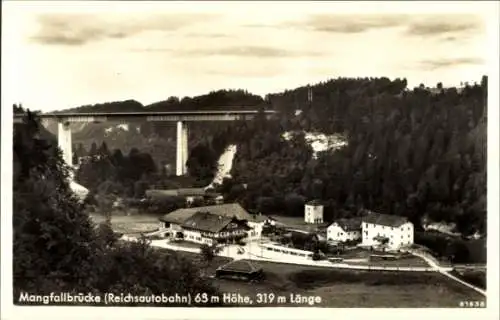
[459,300,486,308]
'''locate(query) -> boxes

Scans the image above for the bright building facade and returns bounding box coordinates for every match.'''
[304,200,324,224]
[327,218,362,242]
[159,203,254,244]
[361,212,414,250]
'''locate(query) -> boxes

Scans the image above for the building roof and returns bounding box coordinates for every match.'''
[146,188,208,198]
[216,259,263,274]
[306,199,323,206]
[145,189,180,199]
[159,203,252,224]
[181,211,237,233]
[249,213,276,223]
[330,218,362,232]
[361,212,409,228]
[159,208,195,224]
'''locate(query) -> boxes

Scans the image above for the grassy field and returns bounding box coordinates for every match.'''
[450,269,487,290]
[334,248,430,267]
[161,249,485,308]
[90,212,161,235]
[214,260,486,307]
[344,257,430,267]
[95,211,484,307]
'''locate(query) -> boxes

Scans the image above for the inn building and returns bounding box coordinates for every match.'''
[158,203,270,244]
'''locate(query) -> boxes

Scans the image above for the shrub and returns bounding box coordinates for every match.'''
[415,231,478,263]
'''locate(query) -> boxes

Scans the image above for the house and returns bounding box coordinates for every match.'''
[246,213,276,240]
[326,218,362,242]
[146,188,221,206]
[361,211,414,250]
[181,211,250,245]
[215,260,264,281]
[304,200,324,224]
[159,203,263,242]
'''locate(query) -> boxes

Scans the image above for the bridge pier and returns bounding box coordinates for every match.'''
[57,121,73,168]
[176,121,189,176]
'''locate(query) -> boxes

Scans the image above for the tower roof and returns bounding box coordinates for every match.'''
[306,199,323,206]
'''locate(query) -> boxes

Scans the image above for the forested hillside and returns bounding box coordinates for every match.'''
[49,77,487,237]
[13,110,217,302]
[234,77,486,237]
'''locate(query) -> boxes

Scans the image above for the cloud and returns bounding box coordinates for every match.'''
[30,13,220,46]
[405,16,483,37]
[184,32,231,39]
[188,46,325,58]
[277,14,408,33]
[204,67,283,78]
[132,45,326,58]
[418,57,484,71]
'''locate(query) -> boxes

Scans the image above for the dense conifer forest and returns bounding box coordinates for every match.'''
[23,76,487,237]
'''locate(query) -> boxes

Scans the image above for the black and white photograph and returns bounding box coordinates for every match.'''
[1,1,499,319]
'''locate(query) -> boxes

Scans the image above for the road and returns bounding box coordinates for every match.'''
[408,249,486,297]
[121,235,487,297]
[123,236,434,271]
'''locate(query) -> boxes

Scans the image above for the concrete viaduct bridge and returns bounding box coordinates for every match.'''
[14,109,277,176]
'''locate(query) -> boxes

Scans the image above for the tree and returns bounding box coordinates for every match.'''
[186,144,218,182]
[133,179,150,199]
[199,243,222,266]
[98,141,110,157]
[13,110,97,294]
[54,76,487,249]
[13,110,220,304]
[89,142,98,157]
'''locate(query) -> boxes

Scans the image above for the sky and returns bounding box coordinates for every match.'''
[2,1,497,112]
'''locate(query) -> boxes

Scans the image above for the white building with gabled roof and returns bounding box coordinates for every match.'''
[361,211,414,250]
[327,217,362,242]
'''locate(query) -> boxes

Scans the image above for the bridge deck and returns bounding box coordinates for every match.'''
[13,110,277,123]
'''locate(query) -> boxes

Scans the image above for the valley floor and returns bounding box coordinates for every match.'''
[161,250,487,308]
[91,212,487,307]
